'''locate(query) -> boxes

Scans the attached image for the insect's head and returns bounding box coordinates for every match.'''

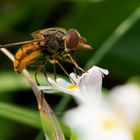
[64,29,92,52]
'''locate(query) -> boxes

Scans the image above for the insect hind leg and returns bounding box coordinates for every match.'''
[26,58,48,85]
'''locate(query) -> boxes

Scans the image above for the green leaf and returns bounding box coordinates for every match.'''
[39,98,65,140]
[21,69,65,140]
[0,72,30,93]
[0,102,41,128]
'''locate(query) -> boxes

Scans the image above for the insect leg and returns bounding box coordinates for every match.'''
[53,62,57,81]
[73,66,78,78]
[49,59,68,76]
[49,59,76,83]
[35,61,46,85]
[62,53,86,74]
[24,60,40,85]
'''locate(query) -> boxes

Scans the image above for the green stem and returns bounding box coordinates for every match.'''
[85,6,140,68]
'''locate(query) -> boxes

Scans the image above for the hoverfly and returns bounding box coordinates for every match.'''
[0,28,92,81]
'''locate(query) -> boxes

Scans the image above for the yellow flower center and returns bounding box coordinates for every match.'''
[67,84,78,90]
[102,117,116,129]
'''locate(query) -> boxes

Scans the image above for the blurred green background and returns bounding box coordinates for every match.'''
[0,0,140,139]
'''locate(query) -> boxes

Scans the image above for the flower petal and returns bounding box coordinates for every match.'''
[110,83,140,128]
[69,72,80,83]
[38,86,60,93]
[56,78,71,88]
[64,103,133,140]
[77,66,108,103]
[39,77,81,97]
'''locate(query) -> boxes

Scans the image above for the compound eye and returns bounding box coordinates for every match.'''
[65,29,80,50]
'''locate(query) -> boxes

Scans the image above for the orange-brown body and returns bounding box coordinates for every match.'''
[14,43,42,72]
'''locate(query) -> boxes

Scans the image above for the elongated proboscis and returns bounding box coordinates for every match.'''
[0,40,33,48]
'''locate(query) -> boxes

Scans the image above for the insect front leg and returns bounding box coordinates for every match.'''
[49,58,76,83]
[61,53,86,74]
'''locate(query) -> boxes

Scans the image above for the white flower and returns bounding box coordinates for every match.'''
[110,84,140,128]
[63,79,140,140]
[63,67,140,140]
[39,65,140,140]
[64,103,133,140]
[38,66,108,103]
